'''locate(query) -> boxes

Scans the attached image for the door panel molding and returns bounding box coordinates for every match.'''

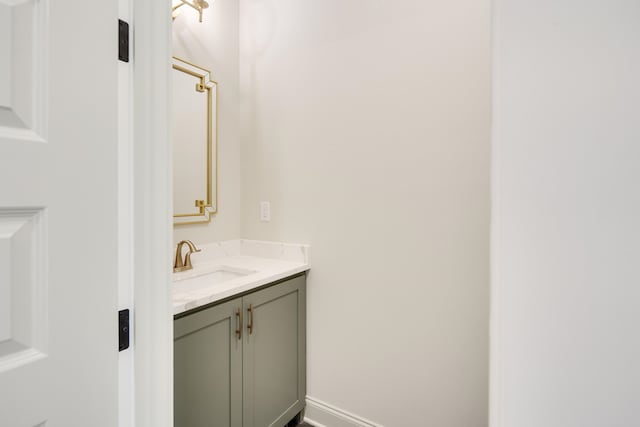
[0,207,48,373]
[0,0,48,143]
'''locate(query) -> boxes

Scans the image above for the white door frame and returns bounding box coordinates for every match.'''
[131,0,173,426]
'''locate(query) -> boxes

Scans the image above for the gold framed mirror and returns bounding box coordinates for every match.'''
[172,56,218,225]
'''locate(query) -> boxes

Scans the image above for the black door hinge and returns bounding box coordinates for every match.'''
[119,309,130,351]
[118,20,130,63]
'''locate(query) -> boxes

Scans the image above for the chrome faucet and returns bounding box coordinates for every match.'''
[173,240,201,273]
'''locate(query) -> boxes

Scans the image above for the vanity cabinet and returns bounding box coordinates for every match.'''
[174,274,306,427]
[174,299,243,426]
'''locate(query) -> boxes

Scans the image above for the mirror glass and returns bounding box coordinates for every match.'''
[172,56,218,225]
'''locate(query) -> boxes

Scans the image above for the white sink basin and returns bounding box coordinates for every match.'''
[173,266,256,293]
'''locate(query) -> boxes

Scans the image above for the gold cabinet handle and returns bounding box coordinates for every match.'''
[247,304,254,335]
[235,308,242,340]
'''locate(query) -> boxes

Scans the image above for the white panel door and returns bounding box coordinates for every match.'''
[0,0,120,425]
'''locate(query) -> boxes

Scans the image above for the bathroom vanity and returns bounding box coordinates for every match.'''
[172,240,310,427]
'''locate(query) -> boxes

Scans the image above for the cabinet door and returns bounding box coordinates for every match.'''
[243,275,306,427]
[175,299,243,427]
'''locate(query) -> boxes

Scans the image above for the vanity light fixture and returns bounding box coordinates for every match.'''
[172,0,209,23]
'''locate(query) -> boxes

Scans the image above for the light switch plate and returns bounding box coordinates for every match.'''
[260,201,271,222]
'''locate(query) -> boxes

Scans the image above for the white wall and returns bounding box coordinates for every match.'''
[172,0,243,244]
[492,1,640,427]
[239,1,491,425]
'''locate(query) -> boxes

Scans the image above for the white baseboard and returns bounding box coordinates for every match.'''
[303,396,384,427]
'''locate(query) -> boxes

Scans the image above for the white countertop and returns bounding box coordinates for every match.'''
[172,240,310,315]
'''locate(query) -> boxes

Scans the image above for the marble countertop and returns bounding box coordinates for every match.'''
[172,239,310,315]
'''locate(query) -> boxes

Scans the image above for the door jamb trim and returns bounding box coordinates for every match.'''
[132,1,173,426]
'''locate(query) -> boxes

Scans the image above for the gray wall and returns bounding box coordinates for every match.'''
[239,0,491,425]
[492,1,640,426]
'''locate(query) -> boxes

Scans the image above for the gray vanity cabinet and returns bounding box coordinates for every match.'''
[174,298,243,427]
[174,274,306,427]
[242,274,306,427]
